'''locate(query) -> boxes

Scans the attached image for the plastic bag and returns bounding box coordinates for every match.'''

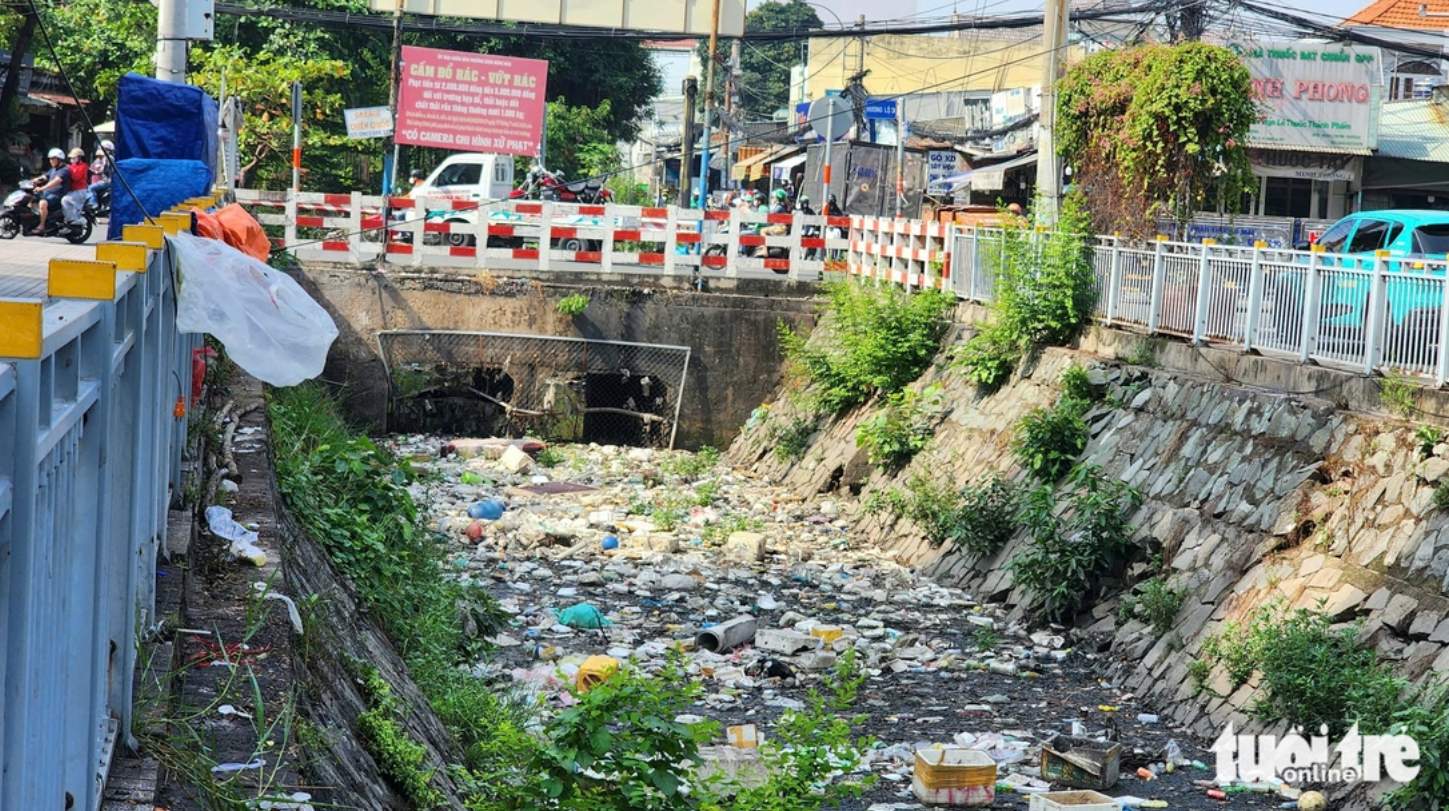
[172,232,337,387]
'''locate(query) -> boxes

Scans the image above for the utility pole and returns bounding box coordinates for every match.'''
[155,0,188,82]
[384,0,404,196]
[680,76,698,208]
[1036,0,1069,223]
[723,38,740,192]
[895,101,905,217]
[291,81,302,191]
[855,15,866,77]
[697,0,722,208]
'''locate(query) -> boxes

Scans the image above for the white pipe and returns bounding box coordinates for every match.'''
[696,615,757,653]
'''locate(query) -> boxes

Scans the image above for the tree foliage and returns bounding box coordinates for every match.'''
[703,0,821,120]
[1055,43,1258,236]
[4,0,659,191]
[536,98,622,182]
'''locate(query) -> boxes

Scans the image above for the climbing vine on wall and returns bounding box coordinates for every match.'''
[1056,43,1258,236]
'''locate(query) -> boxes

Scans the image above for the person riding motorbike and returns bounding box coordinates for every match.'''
[32,148,68,233]
[87,140,113,212]
[61,147,91,225]
[762,188,790,238]
[798,193,823,259]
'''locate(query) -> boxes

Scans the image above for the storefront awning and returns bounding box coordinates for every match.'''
[1245,142,1372,157]
[969,152,1038,191]
[769,151,806,179]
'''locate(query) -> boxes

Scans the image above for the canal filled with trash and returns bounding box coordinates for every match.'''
[387,433,1300,811]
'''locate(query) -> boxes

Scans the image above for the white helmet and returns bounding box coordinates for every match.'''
[100,139,114,153]
[47,148,64,160]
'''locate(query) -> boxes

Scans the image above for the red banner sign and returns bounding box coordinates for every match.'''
[396,46,548,155]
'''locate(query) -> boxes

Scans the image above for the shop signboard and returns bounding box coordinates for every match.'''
[926,150,960,194]
[344,106,394,139]
[1248,148,1359,182]
[1236,42,1381,152]
[395,46,548,155]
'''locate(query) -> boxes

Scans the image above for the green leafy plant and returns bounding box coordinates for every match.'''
[1120,575,1186,636]
[1012,396,1090,482]
[1055,42,1258,236]
[950,474,1022,557]
[700,514,765,546]
[1383,680,1449,810]
[661,446,720,480]
[1435,481,1449,513]
[1188,658,1213,693]
[556,293,591,316]
[1382,371,1418,418]
[862,469,958,547]
[1059,362,1095,404]
[1200,601,1404,737]
[712,648,876,811]
[1123,342,1158,368]
[955,194,1097,389]
[971,625,1001,652]
[536,447,565,468]
[855,386,940,469]
[1417,425,1443,459]
[779,280,954,415]
[1010,464,1141,622]
[769,416,818,462]
[525,650,718,811]
[357,666,445,809]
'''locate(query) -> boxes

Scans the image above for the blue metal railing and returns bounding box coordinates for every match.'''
[0,243,198,811]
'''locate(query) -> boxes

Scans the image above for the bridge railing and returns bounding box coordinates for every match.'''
[234,189,854,279]
[240,188,1449,386]
[942,230,1449,385]
[1,213,202,811]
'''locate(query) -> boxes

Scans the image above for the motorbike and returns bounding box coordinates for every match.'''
[703,217,790,265]
[510,165,613,205]
[0,181,96,244]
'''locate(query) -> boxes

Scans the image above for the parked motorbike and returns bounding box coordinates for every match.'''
[510,166,613,205]
[0,181,96,244]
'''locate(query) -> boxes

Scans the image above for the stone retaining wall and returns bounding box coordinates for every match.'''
[730,329,1449,754]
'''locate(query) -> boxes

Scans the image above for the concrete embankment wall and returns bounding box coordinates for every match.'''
[730,315,1449,750]
[288,264,818,449]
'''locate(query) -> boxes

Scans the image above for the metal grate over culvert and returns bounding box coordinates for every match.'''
[377,331,691,449]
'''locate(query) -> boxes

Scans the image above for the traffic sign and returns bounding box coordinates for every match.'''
[808,96,853,142]
[864,98,898,120]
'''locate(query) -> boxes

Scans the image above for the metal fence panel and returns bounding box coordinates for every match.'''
[377,331,692,449]
[0,246,190,811]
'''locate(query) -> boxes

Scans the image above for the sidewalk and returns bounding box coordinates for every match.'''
[0,228,103,299]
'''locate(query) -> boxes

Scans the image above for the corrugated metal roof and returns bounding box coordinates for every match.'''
[1376,100,1449,163]
[1246,142,1373,156]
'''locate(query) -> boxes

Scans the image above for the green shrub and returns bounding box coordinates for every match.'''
[357,667,445,809]
[661,445,720,480]
[1384,680,1449,810]
[1120,575,1185,636]
[855,386,939,469]
[1200,601,1404,737]
[1010,464,1141,621]
[1416,425,1443,459]
[1381,371,1417,418]
[770,416,817,462]
[950,473,1022,557]
[1059,361,1094,404]
[536,447,564,468]
[1012,397,1089,482]
[1436,482,1449,513]
[779,280,954,415]
[556,293,591,316]
[955,324,1020,391]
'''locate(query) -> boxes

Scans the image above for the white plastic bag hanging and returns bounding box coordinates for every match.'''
[172,232,338,387]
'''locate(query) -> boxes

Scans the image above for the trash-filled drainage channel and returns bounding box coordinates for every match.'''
[397,436,1293,811]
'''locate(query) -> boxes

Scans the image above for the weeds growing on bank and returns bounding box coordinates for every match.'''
[268,384,515,775]
[1119,574,1185,636]
[769,416,817,462]
[955,193,1097,390]
[779,280,954,415]
[855,385,941,469]
[863,469,1021,556]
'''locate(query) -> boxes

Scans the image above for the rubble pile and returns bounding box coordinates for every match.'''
[387,436,1289,811]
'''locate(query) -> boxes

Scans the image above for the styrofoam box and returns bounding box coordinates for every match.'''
[1028,790,1122,811]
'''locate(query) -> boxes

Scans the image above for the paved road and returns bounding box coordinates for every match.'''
[0,225,105,299]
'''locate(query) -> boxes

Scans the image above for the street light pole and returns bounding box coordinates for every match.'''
[155,0,188,82]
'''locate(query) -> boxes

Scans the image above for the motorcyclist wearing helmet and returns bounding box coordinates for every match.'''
[33,148,69,233]
[769,187,790,215]
[61,147,91,224]
[87,140,113,211]
[823,193,842,217]
[796,193,815,216]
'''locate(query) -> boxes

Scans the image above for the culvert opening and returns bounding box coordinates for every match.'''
[379,331,690,448]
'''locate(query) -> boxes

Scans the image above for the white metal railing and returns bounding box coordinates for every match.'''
[241,188,1449,386]
[0,243,197,810]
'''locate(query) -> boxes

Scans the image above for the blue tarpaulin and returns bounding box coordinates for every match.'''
[107,159,213,240]
[114,73,218,172]
[108,73,218,238]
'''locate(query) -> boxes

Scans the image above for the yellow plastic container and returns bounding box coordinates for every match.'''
[576,656,620,692]
[811,625,844,644]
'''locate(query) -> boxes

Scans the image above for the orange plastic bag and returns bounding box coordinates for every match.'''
[216,203,271,262]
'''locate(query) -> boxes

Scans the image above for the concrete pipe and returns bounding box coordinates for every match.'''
[696,615,759,653]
